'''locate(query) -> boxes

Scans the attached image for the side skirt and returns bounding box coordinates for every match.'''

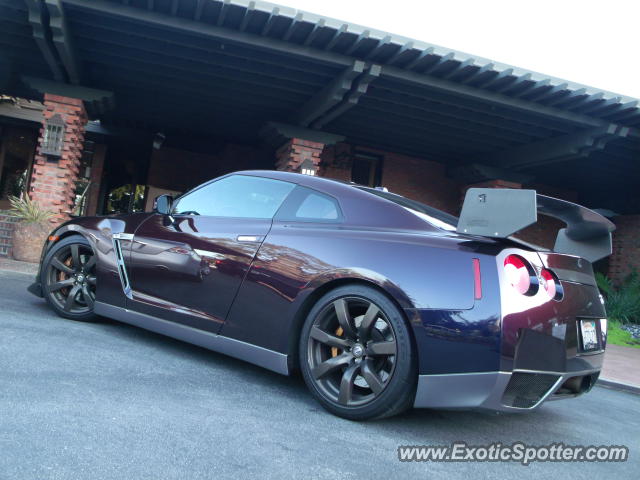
[94,301,290,375]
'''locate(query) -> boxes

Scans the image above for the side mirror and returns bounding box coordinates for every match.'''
[154,194,173,215]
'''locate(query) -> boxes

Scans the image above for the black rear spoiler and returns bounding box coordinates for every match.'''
[457,188,615,262]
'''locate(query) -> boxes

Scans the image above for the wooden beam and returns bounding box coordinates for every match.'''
[481,124,631,170]
[238,1,255,32]
[216,0,231,26]
[303,18,325,46]
[259,121,345,148]
[20,75,113,115]
[289,60,364,127]
[23,0,65,81]
[61,0,639,137]
[345,30,370,56]
[312,64,381,129]
[324,23,347,51]
[45,0,83,83]
[282,12,302,41]
[260,6,280,36]
[403,46,435,70]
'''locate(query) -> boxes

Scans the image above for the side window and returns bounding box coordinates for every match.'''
[276,186,342,223]
[296,192,339,220]
[172,175,294,219]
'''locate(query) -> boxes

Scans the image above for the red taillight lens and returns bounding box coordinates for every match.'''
[540,268,562,300]
[472,258,482,300]
[503,254,537,295]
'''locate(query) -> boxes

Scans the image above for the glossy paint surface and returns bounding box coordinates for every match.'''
[39,171,606,378]
[128,214,270,333]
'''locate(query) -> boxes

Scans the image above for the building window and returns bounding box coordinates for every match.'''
[351,152,382,187]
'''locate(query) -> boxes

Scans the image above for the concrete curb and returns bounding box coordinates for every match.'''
[0,268,36,276]
[0,259,39,277]
[597,378,640,395]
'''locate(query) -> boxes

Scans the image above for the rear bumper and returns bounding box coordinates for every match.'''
[414,365,601,412]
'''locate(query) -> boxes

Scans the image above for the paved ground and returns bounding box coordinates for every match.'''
[0,257,38,275]
[601,344,640,388]
[1,269,638,480]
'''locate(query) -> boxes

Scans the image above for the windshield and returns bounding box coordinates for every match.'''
[357,187,458,231]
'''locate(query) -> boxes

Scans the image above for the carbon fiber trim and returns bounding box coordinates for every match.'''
[501,372,561,408]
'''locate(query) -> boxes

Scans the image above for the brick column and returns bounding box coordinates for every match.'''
[275,138,325,175]
[30,94,88,224]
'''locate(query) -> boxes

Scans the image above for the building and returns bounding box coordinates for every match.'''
[0,0,638,282]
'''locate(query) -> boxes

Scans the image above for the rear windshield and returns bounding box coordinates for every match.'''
[357,187,458,231]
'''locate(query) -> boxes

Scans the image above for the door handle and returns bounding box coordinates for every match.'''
[236,235,263,243]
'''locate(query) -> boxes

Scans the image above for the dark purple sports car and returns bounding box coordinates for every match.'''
[28,170,613,420]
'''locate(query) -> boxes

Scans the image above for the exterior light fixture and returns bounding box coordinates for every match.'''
[299,158,317,176]
[153,132,166,150]
[41,114,65,157]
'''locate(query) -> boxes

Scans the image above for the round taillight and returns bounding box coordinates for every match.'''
[540,268,563,300]
[503,254,537,295]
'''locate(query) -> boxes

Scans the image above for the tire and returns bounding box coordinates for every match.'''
[299,284,417,420]
[41,235,98,322]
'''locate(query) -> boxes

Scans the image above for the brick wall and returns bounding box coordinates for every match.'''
[318,142,580,250]
[608,215,640,285]
[29,94,87,224]
[0,214,18,258]
[320,143,460,214]
[147,143,272,193]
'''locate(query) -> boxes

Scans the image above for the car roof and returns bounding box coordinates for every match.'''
[235,169,355,191]
[232,170,444,232]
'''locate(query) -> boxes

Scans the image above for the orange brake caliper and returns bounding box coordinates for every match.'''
[331,326,344,357]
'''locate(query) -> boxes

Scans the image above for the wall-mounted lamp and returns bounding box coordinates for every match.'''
[153,132,166,150]
[299,158,317,176]
[41,114,65,157]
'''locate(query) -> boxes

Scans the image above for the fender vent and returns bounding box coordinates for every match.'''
[501,372,560,409]
[112,233,133,298]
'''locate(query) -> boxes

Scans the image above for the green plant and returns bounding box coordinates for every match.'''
[8,195,53,224]
[607,321,640,348]
[596,271,640,324]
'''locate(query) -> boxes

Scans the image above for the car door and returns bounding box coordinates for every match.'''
[127,174,295,334]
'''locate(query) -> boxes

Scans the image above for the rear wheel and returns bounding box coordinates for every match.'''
[299,284,417,420]
[41,235,97,321]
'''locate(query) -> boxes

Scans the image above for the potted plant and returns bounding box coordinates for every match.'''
[8,195,53,263]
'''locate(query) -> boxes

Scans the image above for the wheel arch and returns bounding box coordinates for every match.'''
[286,275,417,374]
[37,228,91,270]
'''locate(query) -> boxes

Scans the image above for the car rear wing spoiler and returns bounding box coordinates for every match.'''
[456,188,615,262]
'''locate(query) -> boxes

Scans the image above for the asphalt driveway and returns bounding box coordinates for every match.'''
[0,269,638,480]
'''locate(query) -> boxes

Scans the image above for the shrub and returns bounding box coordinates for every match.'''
[595,271,640,324]
[8,195,53,224]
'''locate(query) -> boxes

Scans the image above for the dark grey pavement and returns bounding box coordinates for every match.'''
[1,269,638,480]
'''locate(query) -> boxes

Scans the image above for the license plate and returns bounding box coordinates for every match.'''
[580,320,599,351]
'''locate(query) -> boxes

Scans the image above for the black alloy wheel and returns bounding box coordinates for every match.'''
[42,236,97,321]
[300,285,417,420]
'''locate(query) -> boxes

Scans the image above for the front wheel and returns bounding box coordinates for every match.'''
[299,284,417,420]
[41,235,97,321]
